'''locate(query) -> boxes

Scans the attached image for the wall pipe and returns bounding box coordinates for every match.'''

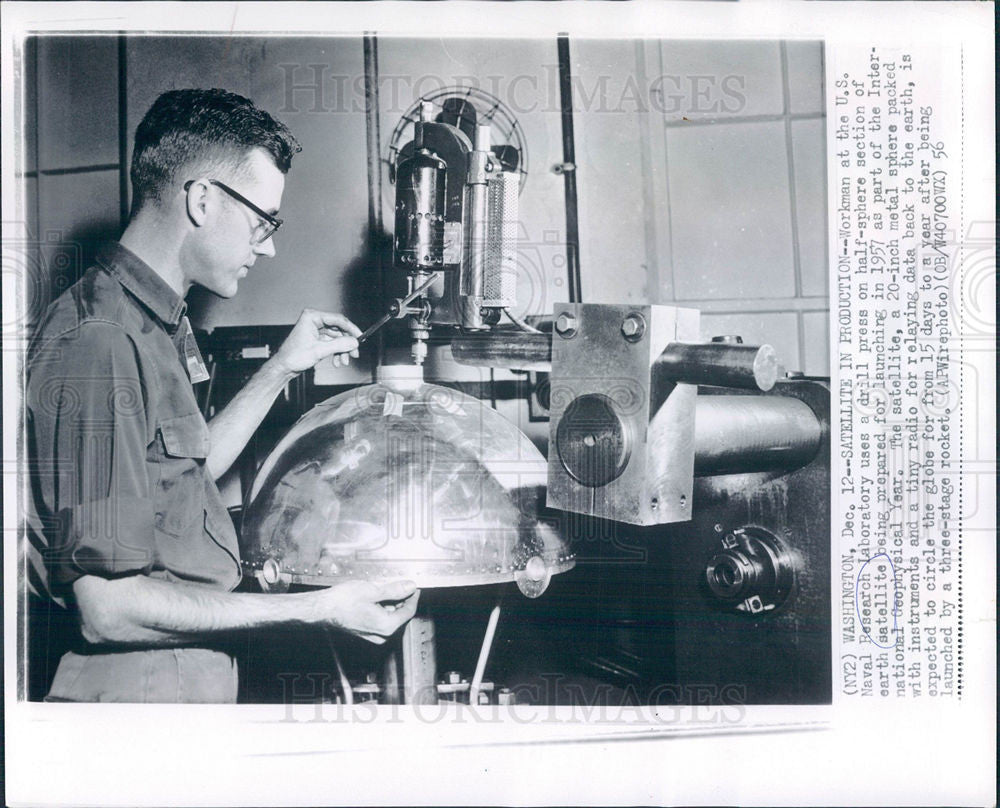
[556,34,583,304]
[117,34,129,229]
[363,33,386,369]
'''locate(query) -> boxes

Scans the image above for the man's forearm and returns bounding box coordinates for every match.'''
[72,573,420,648]
[73,574,318,646]
[205,309,361,479]
[205,358,295,479]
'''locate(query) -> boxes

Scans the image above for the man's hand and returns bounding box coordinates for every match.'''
[310,580,420,644]
[274,309,362,374]
[206,308,360,479]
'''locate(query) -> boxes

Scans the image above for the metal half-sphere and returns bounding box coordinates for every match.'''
[240,376,574,590]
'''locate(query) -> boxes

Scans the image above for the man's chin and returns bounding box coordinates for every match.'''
[217,273,243,298]
[191,273,242,299]
[198,283,239,300]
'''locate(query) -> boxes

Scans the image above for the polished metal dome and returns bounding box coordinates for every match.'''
[241,366,574,596]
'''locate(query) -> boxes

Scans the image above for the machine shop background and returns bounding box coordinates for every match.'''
[21,36,828,375]
[20,35,831,705]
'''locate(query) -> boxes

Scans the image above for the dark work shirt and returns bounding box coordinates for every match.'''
[26,242,242,608]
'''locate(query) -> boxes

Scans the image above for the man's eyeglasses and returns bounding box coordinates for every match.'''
[184,179,283,245]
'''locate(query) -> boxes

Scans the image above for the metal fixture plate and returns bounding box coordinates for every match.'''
[546,303,700,525]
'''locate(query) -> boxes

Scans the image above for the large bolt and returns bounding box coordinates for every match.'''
[554,312,578,338]
[621,312,646,342]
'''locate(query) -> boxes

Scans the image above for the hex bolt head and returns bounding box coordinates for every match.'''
[554,312,578,338]
[621,313,646,342]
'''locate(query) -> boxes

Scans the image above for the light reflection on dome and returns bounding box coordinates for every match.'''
[241,371,574,594]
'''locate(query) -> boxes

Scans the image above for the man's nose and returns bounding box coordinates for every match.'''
[253,235,277,258]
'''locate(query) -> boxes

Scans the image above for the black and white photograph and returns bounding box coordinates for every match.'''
[2,3,994,807]
[18,33,832,708]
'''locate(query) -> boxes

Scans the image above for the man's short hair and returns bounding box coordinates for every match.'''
[130,88,301,215]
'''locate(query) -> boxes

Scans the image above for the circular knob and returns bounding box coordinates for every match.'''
[524,555,547,582]
[261,558,281,585]
[257,557,289,593]
[515,559,551,599]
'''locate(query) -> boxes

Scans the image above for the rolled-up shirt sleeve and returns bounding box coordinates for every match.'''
[28,321,156,588]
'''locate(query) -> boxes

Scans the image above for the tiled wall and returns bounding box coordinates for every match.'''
[21,36,123,332]
[21,36,828,374]
[123,37,373,332]
[574,39,829,374]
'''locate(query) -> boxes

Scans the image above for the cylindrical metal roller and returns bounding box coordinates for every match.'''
[394,148,446,270]
[459,154,489,330]
[474,121,491,152]
[656,342,779,391]
[451,331,552,370]
[693,395,821,475]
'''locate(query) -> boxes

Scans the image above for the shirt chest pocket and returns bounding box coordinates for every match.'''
[154,412,210,538]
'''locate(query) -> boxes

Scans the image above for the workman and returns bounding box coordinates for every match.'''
[25,88,420,702]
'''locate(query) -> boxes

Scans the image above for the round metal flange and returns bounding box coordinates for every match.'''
[703,526,795,613]
[556,394,632,487]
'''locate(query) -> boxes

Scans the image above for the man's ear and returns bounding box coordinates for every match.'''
[185,179,210,227]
